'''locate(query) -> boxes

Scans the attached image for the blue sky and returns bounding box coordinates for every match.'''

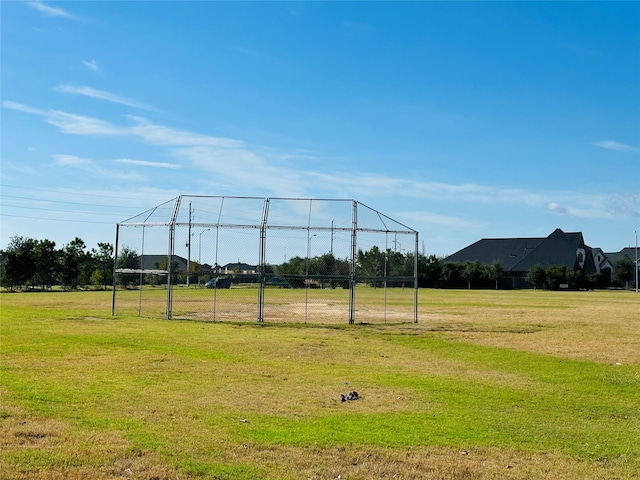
[2,1,639,258]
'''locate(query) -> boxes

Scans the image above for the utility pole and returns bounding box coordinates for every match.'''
[330,220,334,256]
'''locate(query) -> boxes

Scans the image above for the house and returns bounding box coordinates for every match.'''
[139,254,188,272]
[604,247,639,287]
[220,262,257,275]
[137,256,256,276]
[443,228,598,288]
[605,247,638,266]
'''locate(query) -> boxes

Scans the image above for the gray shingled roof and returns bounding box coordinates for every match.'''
[139,254,187,270]
[511,229,586,271]
[444,237,543,270]
[605,247,638,265]
[444,228,597,274]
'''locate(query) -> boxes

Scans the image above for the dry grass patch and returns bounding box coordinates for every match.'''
[418,290,640,364]
[0,407,182,480]
[1,289,639,479]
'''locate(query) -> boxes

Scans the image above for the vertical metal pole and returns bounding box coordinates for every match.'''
[111,224,120,316]
[305,199,313,324]
[330,220,334,256]
[414,231,419,323]
[257,198,269,322]
[349,201,357,324]
[384,232,388,324]
[213,198,224,322]
[167,196,182,320]
[138,226,145,317]
[186,202,192,287]
[635,230,638,293]
[167,224,175,320]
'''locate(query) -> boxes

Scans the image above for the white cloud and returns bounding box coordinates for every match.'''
[127,116,240,147]
[27,1,76,19]
[82,60,100,72]
[593,140,640,153]
[3,101,126,135]
[2,101,43,115]
[547,202,570,216]
[545,191,639,220]
[6,99,638,224]
[54,154,87,166]
[53,154,147,181]
[115,159,181,169]
[396,210,483,229]
[55,84,156,111]
[47,111,126,135]
[607,193,640,218]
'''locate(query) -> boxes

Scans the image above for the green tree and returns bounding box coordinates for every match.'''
[525,264,547,289]
[61,237,90,289]
[186,261,203,286]
[356,246,387,286]
[418,254,441,288]
[545,265,569,290]
[34,239,59,290]
[461,261,483,289]
[314,253,350,288]
[612,257,634,288]
[91,242,114,290]
[440,262,463,288]
[0,236,38,289]
[488,260,505,290]
[116,246,140,288]
[276,256,307,288]
[149,257,179,286]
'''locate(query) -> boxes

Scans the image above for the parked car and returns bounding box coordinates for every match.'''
[204,277,232,289]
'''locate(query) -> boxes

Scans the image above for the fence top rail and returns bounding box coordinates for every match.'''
[115,268,169,275]
[117,196,417,233]
[118,221,416,235]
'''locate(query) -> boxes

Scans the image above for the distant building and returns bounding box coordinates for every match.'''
[220,262,257,275]
[138,255,256,280]
[443,228,601,288]
[139,254,187,271]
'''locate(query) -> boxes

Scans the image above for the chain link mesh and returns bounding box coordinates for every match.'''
[113,196,418,324]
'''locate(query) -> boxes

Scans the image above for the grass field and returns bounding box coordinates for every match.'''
[1,289,639,479]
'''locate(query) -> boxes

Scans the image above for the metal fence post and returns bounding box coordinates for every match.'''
[349,200,357,324]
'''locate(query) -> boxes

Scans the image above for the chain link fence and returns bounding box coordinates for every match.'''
[112,196,418,324]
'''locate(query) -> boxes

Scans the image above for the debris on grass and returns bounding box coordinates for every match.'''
[341,391,360,402]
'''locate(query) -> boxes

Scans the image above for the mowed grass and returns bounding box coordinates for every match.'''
[1,289,639,479]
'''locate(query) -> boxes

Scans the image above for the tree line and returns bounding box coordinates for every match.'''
[421,258,635,290]
[0,235,113,290]
[2,235,635,291]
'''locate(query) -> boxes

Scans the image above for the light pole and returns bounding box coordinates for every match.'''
[197,228,210,287]
[306,234,317,275]
[198,228,211,264]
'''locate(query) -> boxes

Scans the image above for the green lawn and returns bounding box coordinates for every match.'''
[1,289,639,479]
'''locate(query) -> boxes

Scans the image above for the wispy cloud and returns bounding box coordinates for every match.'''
[53,154,147,181]
[593,140,640,153]
[6,100,638,223]
[397,210,484,229]
[115,159,181,169]
[126,116,239,147]
[3,101,127,135]
[545,190,640,220]
[82,60,100,72]
[547,202,571,216]
[607,193,640,218]
[27,1,77,19]
[55,84,156,111]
